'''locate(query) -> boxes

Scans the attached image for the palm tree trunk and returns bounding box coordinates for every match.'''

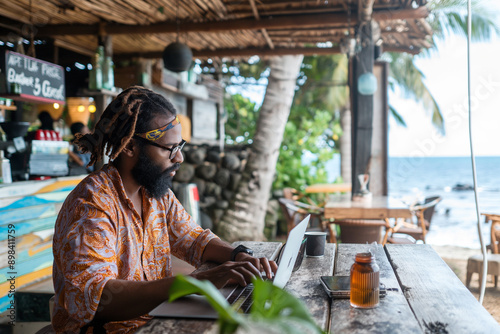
[216,55,304,242]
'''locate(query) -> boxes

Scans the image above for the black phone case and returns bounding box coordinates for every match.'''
[320,275,387,299]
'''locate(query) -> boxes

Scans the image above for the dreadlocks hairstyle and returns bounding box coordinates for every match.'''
[74,86,177,167]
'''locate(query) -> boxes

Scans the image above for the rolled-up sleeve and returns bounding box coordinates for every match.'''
[166,193,218,268]
[52,200,118,331]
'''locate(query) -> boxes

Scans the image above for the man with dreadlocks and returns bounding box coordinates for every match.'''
[51,86,277,333]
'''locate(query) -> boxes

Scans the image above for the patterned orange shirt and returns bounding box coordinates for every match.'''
[52,164,217,333]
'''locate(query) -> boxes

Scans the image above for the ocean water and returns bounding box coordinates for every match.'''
[388,156,500,249]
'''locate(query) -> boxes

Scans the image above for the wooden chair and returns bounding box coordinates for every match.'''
[278,198,335,243]
[386,196,442,244]
[466,214,500,287]
[282,187,320,206]
[334,218,389,244]
[483,213,500,254]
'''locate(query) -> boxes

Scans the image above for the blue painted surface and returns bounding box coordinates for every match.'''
[0,250,53,284]
[0,294,13,315]
[0,190,72,212]
[0,204,57,226]
[0,239,52,268]
[0,216,57,241]
[0,196,53,212]
[0,177,81,313]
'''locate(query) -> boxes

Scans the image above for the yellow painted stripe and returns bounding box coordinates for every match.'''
[28,242,52,257]
[0,267,52,297]
[34,179,82,194]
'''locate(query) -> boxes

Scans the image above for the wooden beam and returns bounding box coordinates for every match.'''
[383,45,420,55]
[248,0,274,49]
[116,46,342,60]
[53,39,95,57]
[36,8,428,37]
[372,7,428,21]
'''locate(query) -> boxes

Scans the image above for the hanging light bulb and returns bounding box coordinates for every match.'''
[358,72,378,95]
[163,42,193,73]
[88,105,96,113]
[53,103,60,109]
[163,0,192,73]
[77,105,85,113]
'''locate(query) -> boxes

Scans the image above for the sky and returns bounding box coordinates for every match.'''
[232,1,500,158]
[389,34,500,157]
[389,1,500,157]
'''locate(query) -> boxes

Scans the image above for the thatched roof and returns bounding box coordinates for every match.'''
[0,0,432,60]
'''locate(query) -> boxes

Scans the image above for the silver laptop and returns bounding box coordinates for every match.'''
[150,215,310,319]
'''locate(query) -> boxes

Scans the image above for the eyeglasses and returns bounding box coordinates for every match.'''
[134,136,186,160]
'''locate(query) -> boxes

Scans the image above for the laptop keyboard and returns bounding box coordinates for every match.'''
[226,284,254,313]
[226,275,273,314]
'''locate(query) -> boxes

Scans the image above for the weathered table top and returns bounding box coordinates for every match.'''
[305,183,352,194]
[325,196,412,220]
[137,243,500,334]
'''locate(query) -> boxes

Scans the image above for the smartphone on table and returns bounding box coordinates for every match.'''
[320,276,387,299]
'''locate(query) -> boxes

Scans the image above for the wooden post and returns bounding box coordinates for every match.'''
[351,22,374,195]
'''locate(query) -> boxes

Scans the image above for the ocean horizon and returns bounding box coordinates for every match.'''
[389,156,499,249]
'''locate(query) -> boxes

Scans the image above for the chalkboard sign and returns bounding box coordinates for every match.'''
[4,51,65,103]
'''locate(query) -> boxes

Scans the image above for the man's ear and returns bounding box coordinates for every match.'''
[121,138,137,157]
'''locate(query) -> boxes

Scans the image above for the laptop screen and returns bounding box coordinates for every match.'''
[272,215,310,288]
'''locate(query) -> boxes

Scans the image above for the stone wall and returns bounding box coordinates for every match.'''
[172,143,279,239]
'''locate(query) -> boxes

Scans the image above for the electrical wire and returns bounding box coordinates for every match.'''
[466,0,487,304]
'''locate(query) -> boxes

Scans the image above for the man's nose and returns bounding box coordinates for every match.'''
[172,149,184,163]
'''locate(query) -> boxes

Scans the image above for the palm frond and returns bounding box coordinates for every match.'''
[389,105,407,127]
[388,52,445,135]
[428,0,500,40]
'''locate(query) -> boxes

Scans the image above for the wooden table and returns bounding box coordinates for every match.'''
[305,183,352,194]
[324,196,412,244]
[137,242,500,333]
[324,195,411,221]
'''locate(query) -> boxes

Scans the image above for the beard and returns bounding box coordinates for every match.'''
[131,149,180,199]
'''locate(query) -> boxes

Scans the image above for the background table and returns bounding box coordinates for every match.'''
[324,196,412,244]
[305,183,352,194]
[137,243,500,333]
[324,196,411,220]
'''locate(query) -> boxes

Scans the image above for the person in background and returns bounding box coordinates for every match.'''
[38,110,54,130]
[68,122,94,175]
[51,86,277,333]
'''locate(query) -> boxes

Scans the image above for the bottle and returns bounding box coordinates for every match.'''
[0,151,12,184]
[89,46,104,90]
[350,252,380,308]
[102,56,114,90]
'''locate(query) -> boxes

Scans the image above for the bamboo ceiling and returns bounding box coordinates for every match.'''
[0,0,432,60]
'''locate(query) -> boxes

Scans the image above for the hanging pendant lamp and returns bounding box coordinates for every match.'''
[162,0,192,73]
[162,41,192,73]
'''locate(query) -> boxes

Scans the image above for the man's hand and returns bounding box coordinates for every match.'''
[234,252,278,280]
[191,261,262,289]
[197,239,278,288]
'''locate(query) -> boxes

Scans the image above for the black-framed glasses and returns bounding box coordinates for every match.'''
[134,136,186,160]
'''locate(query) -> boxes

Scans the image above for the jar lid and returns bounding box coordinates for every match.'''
[355,252,375,263]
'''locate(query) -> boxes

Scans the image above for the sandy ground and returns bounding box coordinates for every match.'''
[431,245,500,323]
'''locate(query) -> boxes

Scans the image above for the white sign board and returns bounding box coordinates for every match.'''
[192,99,217,140]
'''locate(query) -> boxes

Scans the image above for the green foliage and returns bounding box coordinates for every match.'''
[169,275,243,334]
[273,109,338,194]
[224,93,258,145]
[223,55,347,194]
[272,55,348,193]
[169,275,325,334]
